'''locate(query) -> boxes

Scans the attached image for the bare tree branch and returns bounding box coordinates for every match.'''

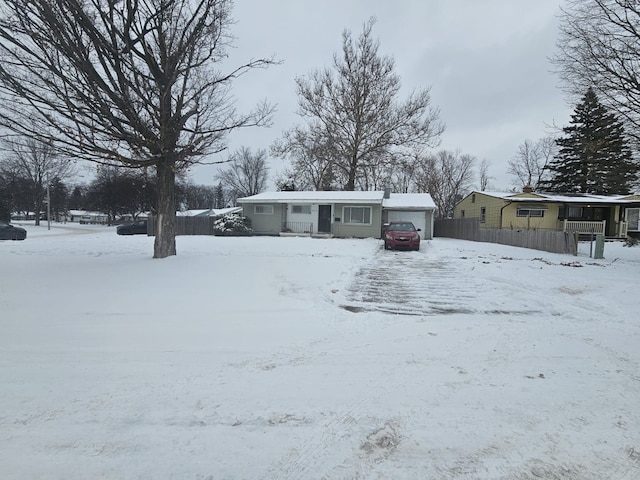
[215,147,269,203]
[274,17,444,191]
[554,0,640,142]
[0,0,274,257]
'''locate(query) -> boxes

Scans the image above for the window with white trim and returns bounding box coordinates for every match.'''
[254,205,274,215]
[291,204,311,214]
[626,208,639,231]
[480,207,486,222]
[343,206,371,225]
[517,207,544,217]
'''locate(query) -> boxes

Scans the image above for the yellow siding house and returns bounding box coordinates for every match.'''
[454,189,640,238]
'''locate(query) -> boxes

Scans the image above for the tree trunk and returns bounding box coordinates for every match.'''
[34,199,42,226]
[153,159,177,258]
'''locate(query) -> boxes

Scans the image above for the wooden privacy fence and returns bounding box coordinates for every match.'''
[434,218,578,255]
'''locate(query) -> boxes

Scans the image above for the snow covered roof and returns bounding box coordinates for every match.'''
[176,207,242,217]
[211,207,242,216]
[238,191,437,209]
[176,209,210,217]
[238,191,385,204]
[475,191,639,204]
[68,210,107,216]
[383,193,436,209]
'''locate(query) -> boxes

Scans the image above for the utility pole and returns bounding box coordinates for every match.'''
[46,183,51,231]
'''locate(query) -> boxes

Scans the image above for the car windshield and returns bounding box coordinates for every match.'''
[387,223,415,232]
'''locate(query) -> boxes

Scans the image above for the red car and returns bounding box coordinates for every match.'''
[383,221,421,251]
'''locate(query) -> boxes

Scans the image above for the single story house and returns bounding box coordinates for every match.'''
[237,190,436,239]
[453,189,640,238]
[67,210,109,224]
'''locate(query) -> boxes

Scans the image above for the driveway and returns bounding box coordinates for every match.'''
[341,240,532,316]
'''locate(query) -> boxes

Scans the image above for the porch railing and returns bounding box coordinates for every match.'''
[282,221,313,234]
[562,220,606,235]
[618,221,628,237]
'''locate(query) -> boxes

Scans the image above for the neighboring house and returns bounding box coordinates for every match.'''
[176,207,242,217]
[453,189,640,237]
[67,210,109,224]
[237,190,436,239]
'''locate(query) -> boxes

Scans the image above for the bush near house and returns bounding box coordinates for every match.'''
[213,214,252,236]
[624,236,639,247]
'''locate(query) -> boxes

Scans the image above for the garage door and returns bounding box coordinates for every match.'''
[387,210,428,239]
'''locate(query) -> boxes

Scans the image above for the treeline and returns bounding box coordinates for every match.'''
[0,163,233,224]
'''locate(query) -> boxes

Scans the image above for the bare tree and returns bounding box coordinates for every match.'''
[507,137,555,191]
[275,18,444,191]
[478,158,492,191]
[215,147,269,203]
[176,182,218,210]
[0,137,76,225]
[415,150,475,218]
[85,166,155,223]
[272,129,336,190]
[386,155,419,194]
[0,0,273,257]
[554,0,640,142]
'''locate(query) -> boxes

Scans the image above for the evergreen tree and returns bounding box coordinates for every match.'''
[543,88,639,194]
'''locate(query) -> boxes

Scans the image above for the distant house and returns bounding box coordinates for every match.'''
[453,189,640,238]
[237,190,436,239]
[176,207,242,217]
[67,210,109,224]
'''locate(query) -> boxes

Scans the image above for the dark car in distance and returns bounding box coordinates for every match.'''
[0,220,27,240]
[117,220,148,236]
[383,221,420,251]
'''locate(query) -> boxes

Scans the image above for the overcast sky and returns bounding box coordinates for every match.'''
[190,0,573,191]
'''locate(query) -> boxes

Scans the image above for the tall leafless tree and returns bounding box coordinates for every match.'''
[554,0,640,142]
[215,147,269,203]
[0,0,273,257]
[272,129,336,190]
[275,18,444,191]
[414,150,475,218]
[0,137,76,225]
[478,158,492,191]
[507,137,556,191]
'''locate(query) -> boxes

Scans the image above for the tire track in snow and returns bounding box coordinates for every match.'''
[341,242,532,317]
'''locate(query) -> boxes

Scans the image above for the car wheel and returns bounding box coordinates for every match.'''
[384,242,389,250]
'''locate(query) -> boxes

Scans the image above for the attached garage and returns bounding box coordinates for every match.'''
[387,210,429,239]
[239,190,436,239]
[383,193,435,240]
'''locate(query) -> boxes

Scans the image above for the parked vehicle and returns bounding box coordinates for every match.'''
[117,220,148,235]
[383,221,420,251]
[0,220,27,240]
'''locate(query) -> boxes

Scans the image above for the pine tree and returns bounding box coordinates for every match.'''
[543,87,639,194]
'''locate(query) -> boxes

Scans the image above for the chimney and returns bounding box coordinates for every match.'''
[523,185,533,193]
[383,187,391,199]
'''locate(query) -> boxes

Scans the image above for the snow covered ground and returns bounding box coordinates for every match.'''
[1,222,639,480]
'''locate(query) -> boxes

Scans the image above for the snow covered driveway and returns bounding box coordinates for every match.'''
[343,243,476,315]
[1,225,639,479]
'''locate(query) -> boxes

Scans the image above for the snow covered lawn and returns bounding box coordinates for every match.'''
[1,223,639,479]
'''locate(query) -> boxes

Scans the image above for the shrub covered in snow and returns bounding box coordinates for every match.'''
[213,214,252,236]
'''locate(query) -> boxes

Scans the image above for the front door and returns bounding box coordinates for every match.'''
[318,205,332,234]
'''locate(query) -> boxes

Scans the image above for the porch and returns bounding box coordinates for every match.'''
[561,220,628,237]
[281,221,313,235]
